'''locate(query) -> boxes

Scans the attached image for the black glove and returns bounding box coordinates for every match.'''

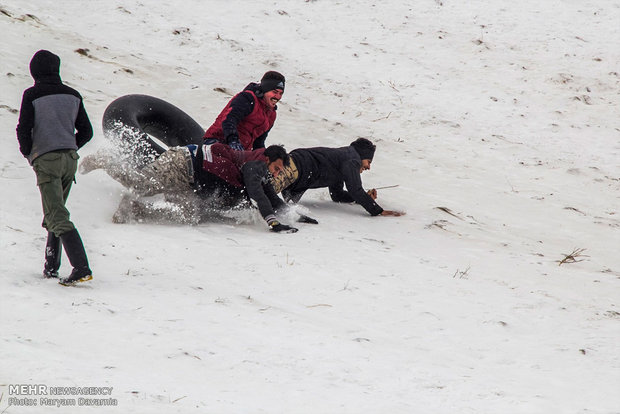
[297,214,318,224]
[227,135,244,151]
[269,220,298,233]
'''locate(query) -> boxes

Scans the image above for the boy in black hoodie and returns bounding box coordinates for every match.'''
[16,50,94,285]
[272,138,404,217]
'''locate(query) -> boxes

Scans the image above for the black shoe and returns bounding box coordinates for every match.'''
[43,232,62,278]
[59,228,92,286]
[59,268,93,286]
[43,269,59,279]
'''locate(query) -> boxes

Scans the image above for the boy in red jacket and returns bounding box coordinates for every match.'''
[204,71,285,151]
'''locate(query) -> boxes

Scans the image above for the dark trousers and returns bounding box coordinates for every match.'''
[195,171,247,207]
[32,150,79,236]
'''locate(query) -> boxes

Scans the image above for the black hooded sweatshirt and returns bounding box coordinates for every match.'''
[16,50,93,164]
[285,146,384,216]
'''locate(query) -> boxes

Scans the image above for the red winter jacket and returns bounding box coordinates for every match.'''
[200,142,266,187]
[204,84,277,150]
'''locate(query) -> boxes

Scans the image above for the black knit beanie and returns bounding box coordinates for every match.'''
[259,71,285,93]
[350,138,376,161]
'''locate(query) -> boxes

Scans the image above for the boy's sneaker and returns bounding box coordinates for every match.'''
[43,269,59,279]
[59,268,93,286]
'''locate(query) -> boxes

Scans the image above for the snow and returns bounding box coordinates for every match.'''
[1,1,619,413]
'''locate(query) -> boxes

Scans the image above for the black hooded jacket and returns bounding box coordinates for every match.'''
[16,50,93,163]
[285,146,384,216]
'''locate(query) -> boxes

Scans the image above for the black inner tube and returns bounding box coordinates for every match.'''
[102,94,205,158]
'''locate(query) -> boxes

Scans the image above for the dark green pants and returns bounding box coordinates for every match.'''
[32,150,79,237]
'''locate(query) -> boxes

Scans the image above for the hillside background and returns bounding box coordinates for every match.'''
[1,1,619,413]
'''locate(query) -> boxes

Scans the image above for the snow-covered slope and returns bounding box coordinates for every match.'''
[1,1,619,413]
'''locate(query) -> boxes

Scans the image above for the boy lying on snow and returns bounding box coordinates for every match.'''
[80,138,404,231]
[81,142,305,232]
[271,138,404,217]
